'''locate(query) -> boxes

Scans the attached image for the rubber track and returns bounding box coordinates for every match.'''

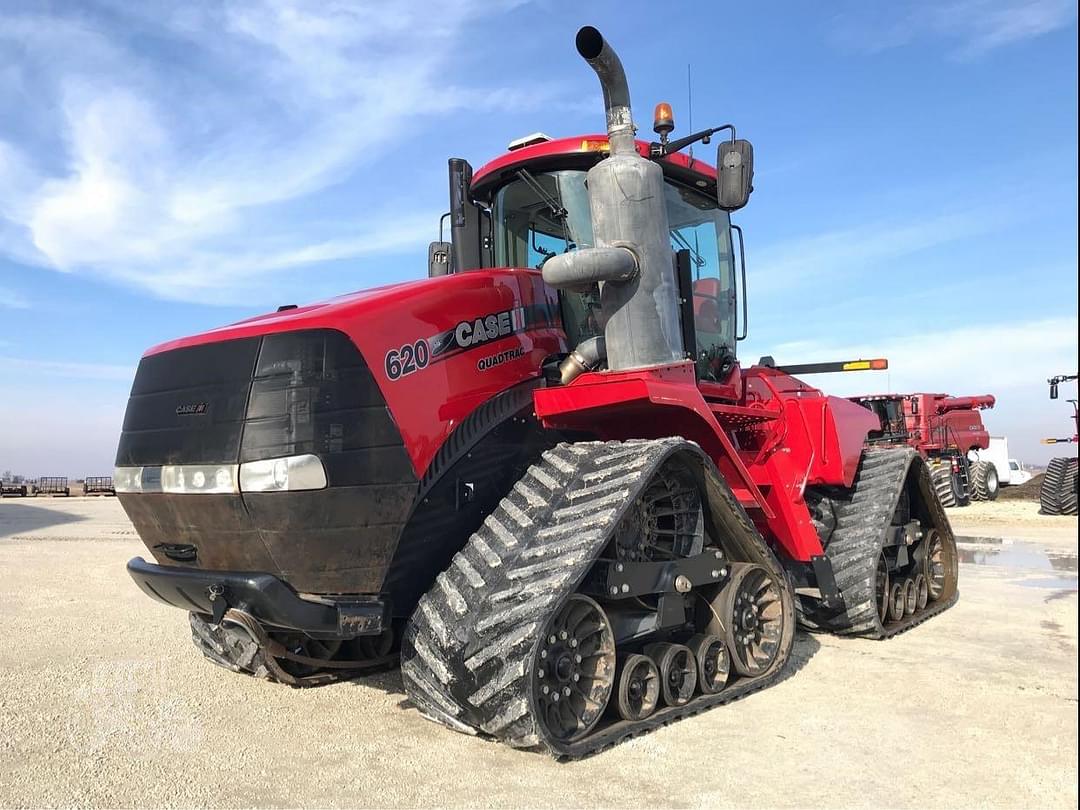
[798,448,959,639]
[400,438,794,758]
[1040,457,1078,516]
[189,613,273,679]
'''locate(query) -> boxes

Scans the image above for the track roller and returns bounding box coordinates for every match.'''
[612,654,660,721]
[888,584,905,622]
[902,578,917,616]
[686,633,729,694]
[914,574,928,611]
[644,642,697,707]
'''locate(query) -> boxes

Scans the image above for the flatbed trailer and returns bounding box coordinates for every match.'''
[36,477,71,497]
[1,481,29,497]
[83,477,116,496]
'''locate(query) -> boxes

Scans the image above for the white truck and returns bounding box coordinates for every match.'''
[971,436,1031,487]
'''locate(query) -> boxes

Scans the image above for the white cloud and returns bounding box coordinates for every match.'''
[749,204,1004,295]
[0,356,133,382]
[0,287,30,310]
[832,0,1078,58]
[0,1,551,304]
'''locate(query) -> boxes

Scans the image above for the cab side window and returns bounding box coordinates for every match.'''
[665,184,736,380]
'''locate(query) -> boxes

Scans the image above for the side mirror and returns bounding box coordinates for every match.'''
[428,241,452,277]
[717,139,754,211]
[1050,382,1059,399]
[910,397,919,415]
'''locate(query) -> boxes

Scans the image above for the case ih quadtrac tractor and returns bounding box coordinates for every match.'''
[118,28,958,757]
[1040,374,1078,515]
[852,392,999,507]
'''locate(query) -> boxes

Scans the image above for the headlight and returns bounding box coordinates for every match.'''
[239,454,327,492]
[113,466,144,493]
[161,464,239,494]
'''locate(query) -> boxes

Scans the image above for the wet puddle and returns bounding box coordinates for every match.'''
[955,535,1078,591]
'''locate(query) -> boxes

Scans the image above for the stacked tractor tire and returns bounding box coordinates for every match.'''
[1040,457,1079,515]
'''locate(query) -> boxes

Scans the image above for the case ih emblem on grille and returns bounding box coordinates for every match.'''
[176,402,209,416]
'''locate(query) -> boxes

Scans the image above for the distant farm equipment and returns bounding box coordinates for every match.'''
[35,477,71,497]
[1,480,29,497]
[1040,374,1078,516]
[852,392,998,507]
[83,477,116,496]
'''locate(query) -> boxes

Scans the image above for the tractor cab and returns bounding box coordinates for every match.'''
[432,127,750,385]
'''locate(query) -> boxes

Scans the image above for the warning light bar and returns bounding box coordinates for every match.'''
[775,358,889,375]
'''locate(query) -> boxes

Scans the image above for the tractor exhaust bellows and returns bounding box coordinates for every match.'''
[543,26,684,373]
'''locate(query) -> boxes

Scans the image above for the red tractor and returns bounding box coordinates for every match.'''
[118,28,957,757]
[1040,374,1078,515]
[852,392,998,507]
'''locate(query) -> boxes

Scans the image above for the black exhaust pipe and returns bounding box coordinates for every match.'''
[575,26,635,155]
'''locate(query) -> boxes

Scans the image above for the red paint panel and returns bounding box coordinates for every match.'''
[147,269,567,479]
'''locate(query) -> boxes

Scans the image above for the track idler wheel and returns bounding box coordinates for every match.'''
[612,653,660,721]
[875,552,890,624]
[533,595,616,744]
[914,574,929,611]
[687,633,729,694]
[721,563,785,677]
[644,642,697,707]
[903,578,917,616]
[888,583,905,622]
[923,528,958,603]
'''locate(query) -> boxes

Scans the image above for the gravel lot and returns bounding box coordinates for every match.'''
[1,496,1076,809]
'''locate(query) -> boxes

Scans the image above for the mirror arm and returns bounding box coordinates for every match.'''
[650,124,735,158]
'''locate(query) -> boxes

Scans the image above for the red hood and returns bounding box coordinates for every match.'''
[146,276,437,356]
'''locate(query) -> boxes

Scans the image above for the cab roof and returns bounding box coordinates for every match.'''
[470,134,719,202]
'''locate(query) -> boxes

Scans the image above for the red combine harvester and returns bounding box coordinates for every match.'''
[852,392,998,507]
[1040,374,1078,515]
[117,28,958,757]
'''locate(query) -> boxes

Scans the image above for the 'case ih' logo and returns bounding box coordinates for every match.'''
[176,402,208,416]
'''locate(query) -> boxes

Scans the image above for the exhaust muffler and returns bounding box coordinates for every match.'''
[543,26,684,373]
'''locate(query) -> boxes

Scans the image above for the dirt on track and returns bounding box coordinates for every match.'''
[1,497,1077,809]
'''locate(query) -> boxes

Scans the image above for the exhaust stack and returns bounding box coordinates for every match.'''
[543,27,684,372]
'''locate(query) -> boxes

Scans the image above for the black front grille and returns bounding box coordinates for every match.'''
[117,329,420,594]
[240,331,415,486]
[116,338,259,466]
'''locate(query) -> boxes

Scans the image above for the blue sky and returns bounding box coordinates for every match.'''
[1,0,1077,476]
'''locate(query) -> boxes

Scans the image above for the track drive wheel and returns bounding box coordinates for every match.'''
[533,595,616,744]
[721,563,785,677]
[687,633,730,694]
[644,642,697,707]
[612,654,660,721]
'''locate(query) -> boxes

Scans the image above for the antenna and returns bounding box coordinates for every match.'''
[686,63,694,160]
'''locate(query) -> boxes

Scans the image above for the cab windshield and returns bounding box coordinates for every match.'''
[492,169,737,378]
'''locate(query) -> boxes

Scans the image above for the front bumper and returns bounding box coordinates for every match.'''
[127,557,388,638]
